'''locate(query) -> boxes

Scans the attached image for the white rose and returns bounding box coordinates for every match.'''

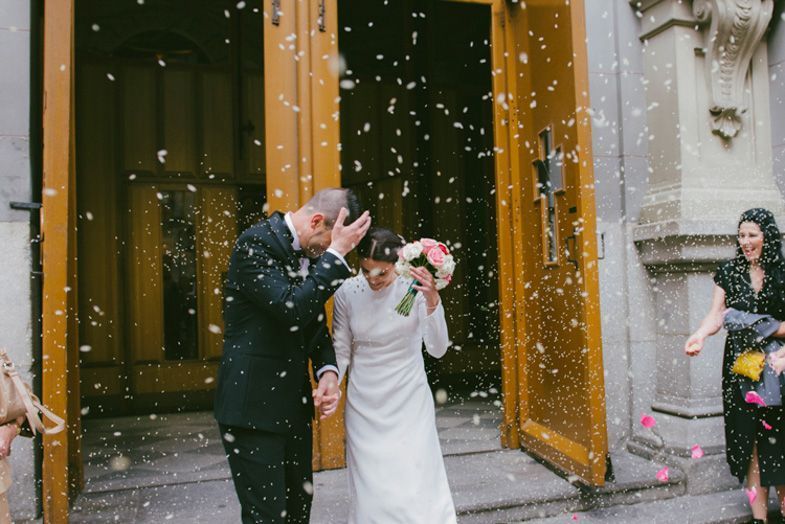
[438,255,456,276]
[435,278,449,290]
[395,260,411,276]
[401,241,423,262]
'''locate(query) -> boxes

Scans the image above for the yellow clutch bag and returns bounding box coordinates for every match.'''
[731,350,766,381]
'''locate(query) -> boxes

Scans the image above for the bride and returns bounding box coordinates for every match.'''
[331,227,457,523]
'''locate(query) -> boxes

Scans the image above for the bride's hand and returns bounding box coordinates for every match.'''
[411,267,440,312]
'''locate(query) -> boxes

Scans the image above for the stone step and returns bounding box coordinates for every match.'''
[313,449,686,524]
[452,450,685,524]
[519,488,772,524]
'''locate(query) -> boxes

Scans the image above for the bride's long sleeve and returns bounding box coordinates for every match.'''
[332,286,353,383]
[420,298,449,358]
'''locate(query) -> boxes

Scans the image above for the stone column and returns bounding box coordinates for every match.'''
[628,0,781,493]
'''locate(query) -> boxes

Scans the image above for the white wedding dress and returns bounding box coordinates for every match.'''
[332,275,457,524]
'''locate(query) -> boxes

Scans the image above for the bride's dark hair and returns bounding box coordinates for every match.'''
[358,227,405,263]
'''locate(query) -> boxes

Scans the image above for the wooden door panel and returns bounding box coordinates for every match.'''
[243,72,266,179]
[127,185,165,363]
[122,65,157,172]
[162,70,197,174]
[132,361,220,394]
[77,62,122,366]
[200,71,234,176]
[504,0,608,485]
[198,187,238,361]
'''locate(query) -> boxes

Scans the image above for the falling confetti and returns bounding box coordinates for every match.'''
[746,486,757,505]
[640,414,656,428]
[745,391,767,407]
[655,467,669,483]
[435,389,448,405]
[109,455,131,472]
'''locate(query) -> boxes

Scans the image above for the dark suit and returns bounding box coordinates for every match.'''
[214,212,350,523]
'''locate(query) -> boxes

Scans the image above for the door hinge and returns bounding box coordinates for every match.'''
[317,0,326,32]
[272,0,281,26]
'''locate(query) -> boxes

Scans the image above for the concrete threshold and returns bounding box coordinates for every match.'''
[67,407,761,523]
[311,448,686,524]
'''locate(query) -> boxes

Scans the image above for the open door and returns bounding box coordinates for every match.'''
[41,0,81,520]
[262,0,346,470]
[500,0,608,485]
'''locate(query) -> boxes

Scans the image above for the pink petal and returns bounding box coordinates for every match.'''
[746,487,757,505]
[655,466,669,482]
[745,391,767,407]
[640,414,656,428]
[763,420,773,430]
[691,445,704,459]
[571,514,579,521]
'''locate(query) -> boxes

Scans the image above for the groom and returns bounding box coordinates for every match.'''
[214,188,370,523]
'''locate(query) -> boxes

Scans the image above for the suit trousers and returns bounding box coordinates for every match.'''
[220,423,313,524]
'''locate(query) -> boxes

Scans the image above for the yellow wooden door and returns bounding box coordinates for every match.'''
[262,0,345,470]
[500,0,608,485]
[126,184,237,404]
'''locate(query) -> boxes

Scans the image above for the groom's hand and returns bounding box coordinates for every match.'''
[313,371,341,420]
[328,208,371,257]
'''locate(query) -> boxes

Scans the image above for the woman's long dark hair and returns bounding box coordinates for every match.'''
[734,208,785,278]
[357,227,405,263]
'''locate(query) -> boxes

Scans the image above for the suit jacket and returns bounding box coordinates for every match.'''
[213,212,351,433]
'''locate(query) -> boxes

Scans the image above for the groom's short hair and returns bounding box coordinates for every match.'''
[302,188,362,227]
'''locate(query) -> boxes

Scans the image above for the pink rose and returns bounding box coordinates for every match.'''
[420,238,437,254]
[436,243,449,255]
[427,247,445,267]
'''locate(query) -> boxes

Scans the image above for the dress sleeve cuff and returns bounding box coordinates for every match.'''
[316,365,339,380]
[425,298,442,318]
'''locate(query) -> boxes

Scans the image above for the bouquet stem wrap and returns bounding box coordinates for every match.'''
[394,279,419,316]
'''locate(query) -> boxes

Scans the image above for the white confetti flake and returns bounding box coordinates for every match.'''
[109,455,131,472]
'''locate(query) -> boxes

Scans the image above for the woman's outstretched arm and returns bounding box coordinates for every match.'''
[684,284,726,357]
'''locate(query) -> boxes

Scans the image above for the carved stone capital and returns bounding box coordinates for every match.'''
[692,0,774,139]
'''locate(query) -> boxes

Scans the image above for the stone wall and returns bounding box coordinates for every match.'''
[588,0,785,493]
[585,0,653,451]
[0,0,37,519]
[771,2,785,194]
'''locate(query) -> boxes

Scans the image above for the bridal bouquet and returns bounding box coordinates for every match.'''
[394,238,456,316]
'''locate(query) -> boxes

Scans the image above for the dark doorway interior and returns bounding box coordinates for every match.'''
[338,0,501,397]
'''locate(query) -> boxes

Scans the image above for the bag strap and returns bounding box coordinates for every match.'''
[8,370,45,434]
[1,351,65,435]
[31,399,65,435]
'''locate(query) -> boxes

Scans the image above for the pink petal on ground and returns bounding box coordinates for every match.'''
[745,391,767,407]
[655,466,669,482]
[763,420,773,430]
[571,514,579,521]
[746,487,757,505]
[640,414,656,428]
[691,445,704,459]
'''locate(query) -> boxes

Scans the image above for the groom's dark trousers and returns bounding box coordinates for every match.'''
[214,212,350,523]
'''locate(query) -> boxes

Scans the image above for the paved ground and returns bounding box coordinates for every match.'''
[63,396,769,523]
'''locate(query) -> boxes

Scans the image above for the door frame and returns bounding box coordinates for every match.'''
[41,1,80,520]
